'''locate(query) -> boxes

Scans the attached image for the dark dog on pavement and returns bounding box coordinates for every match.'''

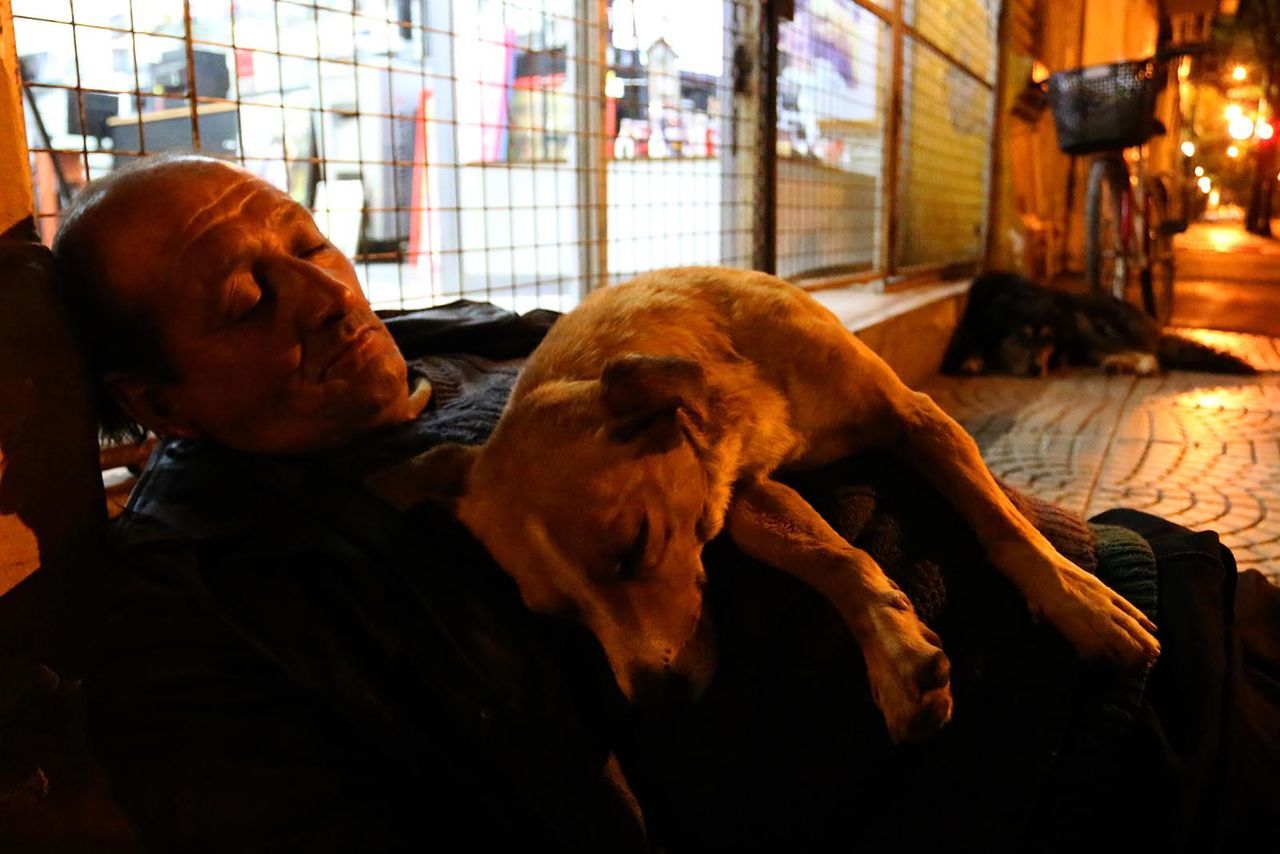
[943,272,1256,377]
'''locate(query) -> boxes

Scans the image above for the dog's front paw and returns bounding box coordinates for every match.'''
[860,591,953,744]
[1100,352,1159,376]
[1032,560,1160,670]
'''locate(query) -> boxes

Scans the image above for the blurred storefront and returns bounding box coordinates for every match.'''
[7,0,1002,313]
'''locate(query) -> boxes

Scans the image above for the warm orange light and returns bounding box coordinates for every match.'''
[1228,144,1240,158]
[1209,189,1221,207]
[1193,391,1226,408]
[1181,140,1196,156]
[1226,104,1244,121]
[1195,166,1205,177]
[1031,61,1051,84]
[1259,122,1275,140]
[1233,65,1248,81]
[1198,176,1212,192]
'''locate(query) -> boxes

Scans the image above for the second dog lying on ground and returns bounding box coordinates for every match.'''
[943,271,1256,377]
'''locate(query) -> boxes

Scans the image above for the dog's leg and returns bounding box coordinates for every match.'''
[727,477,952,743]
[884,390,1160,668]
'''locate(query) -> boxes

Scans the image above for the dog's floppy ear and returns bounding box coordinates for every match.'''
[364,443,479,512]
[601,353,708,451]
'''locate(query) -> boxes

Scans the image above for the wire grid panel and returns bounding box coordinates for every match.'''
[603,0,757,285]
[18,0,604,313]
[13,0,1003,301]
[16,1,608,314]
[894,33,992,270]
[775,0,888,281]
[14,0,773,313]
[905,0,998,85]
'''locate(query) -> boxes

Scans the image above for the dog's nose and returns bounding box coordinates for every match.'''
[628,666,696,708]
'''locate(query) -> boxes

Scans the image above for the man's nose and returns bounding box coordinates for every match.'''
[262,255,360,331]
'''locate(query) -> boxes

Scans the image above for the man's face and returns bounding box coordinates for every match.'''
[90,159,415,453]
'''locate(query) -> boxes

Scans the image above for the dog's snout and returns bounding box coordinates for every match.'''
[601,608,718,706]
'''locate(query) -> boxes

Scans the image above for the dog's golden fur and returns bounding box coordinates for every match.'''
[370,268,1159,743]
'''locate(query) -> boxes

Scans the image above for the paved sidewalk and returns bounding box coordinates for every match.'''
[922,331,1280,585]
[1168,220,1280,335]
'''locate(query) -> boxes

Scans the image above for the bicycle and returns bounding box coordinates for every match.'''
[1047,53,1189,325]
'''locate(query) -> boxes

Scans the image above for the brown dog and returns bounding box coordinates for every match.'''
[369,268,1160,743]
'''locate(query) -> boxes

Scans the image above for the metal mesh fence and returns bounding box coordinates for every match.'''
[895,35,993,270]
[13,0,997,307]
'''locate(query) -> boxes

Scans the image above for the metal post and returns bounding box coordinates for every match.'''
[575,0,608,295]
[182,0,202,150]
[878,0,905,283]
[753,0,778,274]
[983,0,1011,269]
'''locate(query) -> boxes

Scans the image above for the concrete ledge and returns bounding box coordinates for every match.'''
[811,281,971,389]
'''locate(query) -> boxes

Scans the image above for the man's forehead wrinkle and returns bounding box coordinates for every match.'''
[171,179,260,255]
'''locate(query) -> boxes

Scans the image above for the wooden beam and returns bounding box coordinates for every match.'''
[1,0,33,233]
[0,1,107,594]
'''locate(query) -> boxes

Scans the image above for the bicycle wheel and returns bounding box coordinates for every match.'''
[1084,156,1130,301]
[1141,178,1175,325]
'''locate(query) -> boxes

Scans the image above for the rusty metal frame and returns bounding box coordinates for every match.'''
[575,0,608,297]
[753,0,780,273]
[877,0,906,281]
[983,0,1010,267]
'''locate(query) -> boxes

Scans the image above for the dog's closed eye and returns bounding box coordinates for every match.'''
[613,517,649,580]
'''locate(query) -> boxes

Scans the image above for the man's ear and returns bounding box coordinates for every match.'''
[600,353,708,451]
[364,443,479,512]
[105,372,199,438]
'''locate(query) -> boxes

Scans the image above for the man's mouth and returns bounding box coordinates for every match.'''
[321,325,381,380]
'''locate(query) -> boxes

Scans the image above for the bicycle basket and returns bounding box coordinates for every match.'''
[1046,60,1159,155]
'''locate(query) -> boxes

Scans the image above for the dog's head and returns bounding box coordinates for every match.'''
[944,272,1063,377]
[994,321,1057,378]
[368,354,722,703]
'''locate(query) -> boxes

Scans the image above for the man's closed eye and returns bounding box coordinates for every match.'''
[225,277,263,322]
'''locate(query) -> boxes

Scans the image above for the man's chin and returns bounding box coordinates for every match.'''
[342,354,416,428]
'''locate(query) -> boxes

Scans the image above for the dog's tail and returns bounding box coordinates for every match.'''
[1157,334,1257,374]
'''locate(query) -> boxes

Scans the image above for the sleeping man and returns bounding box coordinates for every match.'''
[50,155,1280,852]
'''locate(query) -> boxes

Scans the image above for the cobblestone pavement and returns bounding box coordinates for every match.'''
[921,330,1280,585]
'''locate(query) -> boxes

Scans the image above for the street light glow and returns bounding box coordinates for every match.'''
[1259,122,1275,140]
[1209,189,1221,206]
[1229,116,1255,140]
[1226,104,1244,121]
[1195,166,1205,176]
[1181,140,1196,156]
[1198,176,1212,192]
[1233,65,1248,81]
[1228,144,1240,158]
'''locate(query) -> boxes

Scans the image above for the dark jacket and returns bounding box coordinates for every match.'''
[78,302,652,853]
